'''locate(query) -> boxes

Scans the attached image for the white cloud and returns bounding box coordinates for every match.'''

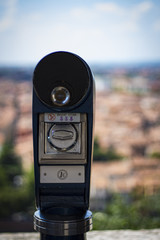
[153,19,160,31]
[130,1,153,21]
[71,7,97,21]
[135,1,153,13]
[95,2,124,14]
[27,13,43,22]
[0,0,17,32]
[71,1,153,33]
[95,1,153,15]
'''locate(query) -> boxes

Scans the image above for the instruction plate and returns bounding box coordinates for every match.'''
[44,113,80,123]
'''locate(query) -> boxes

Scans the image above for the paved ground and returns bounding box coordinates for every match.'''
[1,230,160,240]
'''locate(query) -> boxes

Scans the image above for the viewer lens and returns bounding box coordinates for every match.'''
[51,86,70,106]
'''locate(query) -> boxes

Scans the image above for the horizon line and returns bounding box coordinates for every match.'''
[0,60,160,68]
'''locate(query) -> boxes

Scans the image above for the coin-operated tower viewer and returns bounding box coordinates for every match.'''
[32,51,95,240]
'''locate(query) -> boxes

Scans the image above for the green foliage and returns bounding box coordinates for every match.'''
[0,141,22,186]
[93,192,160,230]
[150,151,160,159]
[93,137,123,161]
[24,166,35,210]
[0,141,35,218]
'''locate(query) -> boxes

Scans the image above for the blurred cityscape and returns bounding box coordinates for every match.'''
[0,63,160,230]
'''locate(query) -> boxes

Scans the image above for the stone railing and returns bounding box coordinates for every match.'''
[1,230,160,240]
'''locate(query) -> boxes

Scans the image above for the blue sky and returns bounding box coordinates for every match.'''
[0,0,160,65]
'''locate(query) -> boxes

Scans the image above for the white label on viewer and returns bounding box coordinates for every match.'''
[44,113,80,123]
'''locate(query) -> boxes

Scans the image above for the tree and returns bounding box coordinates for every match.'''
[93,137,123,161]
[0,141,22,187]
[0,141,35,218]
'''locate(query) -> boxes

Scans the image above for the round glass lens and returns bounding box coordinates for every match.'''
[51,86,70,106]
[55,89,66,102]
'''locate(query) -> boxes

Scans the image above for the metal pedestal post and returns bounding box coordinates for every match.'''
[34,210,92,240]
[40,233,86,240]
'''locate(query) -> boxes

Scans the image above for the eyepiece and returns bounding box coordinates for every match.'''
[51,86,70,106]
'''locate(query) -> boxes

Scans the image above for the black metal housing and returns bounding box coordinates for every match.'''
[32,51,95,238]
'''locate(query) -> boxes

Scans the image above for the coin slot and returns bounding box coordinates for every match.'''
[52,130,74,140]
